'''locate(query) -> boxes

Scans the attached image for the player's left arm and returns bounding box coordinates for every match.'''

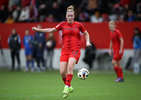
[83,30,91,47]
[119,37,124,54]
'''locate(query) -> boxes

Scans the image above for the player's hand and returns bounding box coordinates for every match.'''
[86,42,92,47]
[39,43,42,47]
[29,44,32,48]
[109,49,112,56]
[32,26,38,31]
[119,50,122,55]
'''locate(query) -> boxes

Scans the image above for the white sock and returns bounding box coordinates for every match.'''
[65,85,69,88]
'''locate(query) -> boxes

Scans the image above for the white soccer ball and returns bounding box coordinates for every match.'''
[46,41,52,47]
[77,68,89,80]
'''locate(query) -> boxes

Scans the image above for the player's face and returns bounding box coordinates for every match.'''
[109,24,115,32]
[25,30,29,35]
[66,12,74,24]
[12,29,16,35]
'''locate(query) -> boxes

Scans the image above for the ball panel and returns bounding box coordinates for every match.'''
[77,68,89,80]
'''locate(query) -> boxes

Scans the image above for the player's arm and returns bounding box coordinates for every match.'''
[109,40,113,56]
[119,37,124,54]
[32,27,57,33]
[83,30,91,47]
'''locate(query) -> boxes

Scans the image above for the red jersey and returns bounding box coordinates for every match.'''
[55,21,86,50]
[110,29,123,50]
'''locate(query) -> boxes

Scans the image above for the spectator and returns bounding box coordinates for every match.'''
[0,0,8,9]
[18,6,29,22]
[8,28,21,71]
[8,6,14,16]
[83,39,96,69]
[0,5,8,23]
[90,11,103,23]
[135,12,141,21]
[117,15,124,22]
[39,4,46,22]
[28,5,38,22]
[87,0,98,15]
[46,14,54,23]
[23,29,34,72]
[136,1,141,13]
[127,10,136,22]
[5,15,14,24]
[123,4,130,21]
[129,27,141,70]
[12,6,21,22]
[48,2,62,22]
[45,33,56,70]
[78,9,89,22]
[34,24,46,72]
[102,13,109,22]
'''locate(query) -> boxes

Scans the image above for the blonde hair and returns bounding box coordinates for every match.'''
[66,5,74,14]
[109,20,116,27]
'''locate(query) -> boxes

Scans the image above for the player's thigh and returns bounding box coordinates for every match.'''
[25,55,28,61]
[113,50,123,61]
[69,49,81,64]
[68,57,77,70]
[112,59,118,67]
[28,55,32,60]
[60,62,68,76]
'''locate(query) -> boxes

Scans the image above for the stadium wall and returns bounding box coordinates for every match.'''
[0,22,141,69]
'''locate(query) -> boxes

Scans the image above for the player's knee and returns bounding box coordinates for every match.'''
[111,61,114,66]
[60,70,66,77]
[111,61,117,66]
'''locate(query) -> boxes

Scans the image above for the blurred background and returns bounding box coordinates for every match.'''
[0,0,141,72]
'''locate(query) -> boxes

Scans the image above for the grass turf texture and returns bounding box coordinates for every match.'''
[0,70,141,100]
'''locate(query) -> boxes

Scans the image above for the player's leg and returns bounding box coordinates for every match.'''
[111,60,121,82]
[62,58,76,98]
[66,57,76,86]
[25,55,30,71]
[117,61,124,82]
[11,50,15,71]
[29,55,34,72]
[40,57,46,71]
[60,50,69,85]
[36,57,41,72]
[28,48,34,71]
[16,50,20,71]
[60,62,68,84]
[60,62,69,98]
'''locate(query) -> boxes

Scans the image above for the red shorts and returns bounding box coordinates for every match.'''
[60,48,81,64]
[113,50,124,61]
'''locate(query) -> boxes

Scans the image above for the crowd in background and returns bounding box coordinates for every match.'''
[0,0,141,23]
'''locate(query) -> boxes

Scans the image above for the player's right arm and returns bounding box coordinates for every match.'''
[109,40,113,56]
[32,27,57,33]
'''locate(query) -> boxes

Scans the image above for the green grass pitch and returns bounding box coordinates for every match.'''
[0,69,141,100]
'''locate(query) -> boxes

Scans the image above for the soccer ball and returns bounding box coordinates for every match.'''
[77,68,89,80]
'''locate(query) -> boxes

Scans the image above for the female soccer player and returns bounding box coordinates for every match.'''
[109,21,124,82]
[32,5,91,98]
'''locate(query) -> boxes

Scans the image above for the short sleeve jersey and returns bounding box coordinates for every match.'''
[110,29,123,50]
[55,21,86,49]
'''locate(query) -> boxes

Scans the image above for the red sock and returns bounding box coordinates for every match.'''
[119,67,124,79]
[66,74,73,87]
[114,66,120,78]
[62,77,66,84]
